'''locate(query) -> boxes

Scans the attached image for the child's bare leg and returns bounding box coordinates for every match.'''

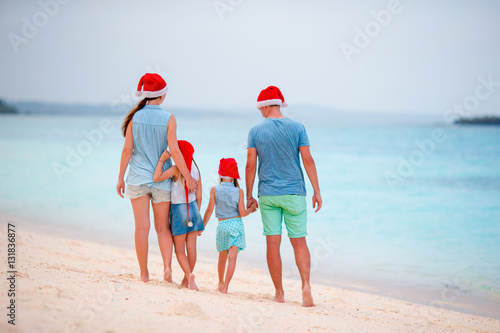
[220,246,238,294]
[131,196,151,282]
[152,201,173,282]
[173,235,198,291]
[182,231,198,287]
[218,250,228,291]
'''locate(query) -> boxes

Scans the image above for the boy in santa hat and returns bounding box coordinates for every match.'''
[245,86,322,307]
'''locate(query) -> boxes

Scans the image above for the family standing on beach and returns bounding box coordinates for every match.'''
[116,73,322,307]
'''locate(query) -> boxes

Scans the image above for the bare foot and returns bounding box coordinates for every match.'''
[220,283,228,294]
[217,281,224,292]
[140,271,149,283]
[188,274,199,291]
[302,285,315,307]
[180,276,189,289]
[273,290,285,303]
[163,268,173,283]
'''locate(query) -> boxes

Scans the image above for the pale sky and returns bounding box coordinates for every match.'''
[1,0,500,115]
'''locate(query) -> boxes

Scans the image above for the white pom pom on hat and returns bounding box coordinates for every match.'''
[256,86,288,109]
[135,73,168,98]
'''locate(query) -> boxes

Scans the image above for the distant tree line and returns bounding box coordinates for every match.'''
[455,116,500,125]
[0,100,18,114]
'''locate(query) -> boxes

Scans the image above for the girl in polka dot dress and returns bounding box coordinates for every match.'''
[203,158,257,293]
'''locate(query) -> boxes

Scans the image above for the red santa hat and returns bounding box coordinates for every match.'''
[218,158,240,180]
[178,140,194,173]
[256,86,288,109]
[178,140,195,227]
[135,73,168,98]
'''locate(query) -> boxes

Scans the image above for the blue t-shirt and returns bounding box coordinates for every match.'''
[247,117,310,197]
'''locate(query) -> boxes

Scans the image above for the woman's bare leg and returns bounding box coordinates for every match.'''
[130,196,151,282]
[152,201,173,282]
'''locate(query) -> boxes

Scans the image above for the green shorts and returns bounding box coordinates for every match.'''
[259,195,307,238]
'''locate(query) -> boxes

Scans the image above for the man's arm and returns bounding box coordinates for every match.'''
[245,147,258,209]
[299,146,322,212]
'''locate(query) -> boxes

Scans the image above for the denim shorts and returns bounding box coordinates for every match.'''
[126,184,171,204]
[170,201,204,236]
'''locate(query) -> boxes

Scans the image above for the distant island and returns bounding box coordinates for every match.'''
[0,100,18,114]
[455,116,500,126]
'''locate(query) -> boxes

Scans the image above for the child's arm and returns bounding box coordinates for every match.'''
[153,150,179,182]
[203,187,216,228]
[195,173,202,210]
[238,188,257,217]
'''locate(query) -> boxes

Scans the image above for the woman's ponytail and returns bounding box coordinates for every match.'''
[121,98,149,137]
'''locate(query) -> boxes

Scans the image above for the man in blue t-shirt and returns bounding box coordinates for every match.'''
[246,86,322,307]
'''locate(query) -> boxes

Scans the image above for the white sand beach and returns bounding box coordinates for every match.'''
[0,224,499,333]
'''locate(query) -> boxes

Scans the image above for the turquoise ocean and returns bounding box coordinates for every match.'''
[1,111,499,319]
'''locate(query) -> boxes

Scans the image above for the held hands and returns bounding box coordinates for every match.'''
[246,197,258,210]
[186,175,197,193]
[249,202,258,213]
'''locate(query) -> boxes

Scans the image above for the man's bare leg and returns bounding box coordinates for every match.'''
[290,237,314,307]
[266,235,284,302]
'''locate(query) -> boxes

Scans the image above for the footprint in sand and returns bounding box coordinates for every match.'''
[169,302,207,318]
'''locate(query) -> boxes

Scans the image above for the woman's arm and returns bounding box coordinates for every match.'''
[167,115,197,193]
[238,188,257,217]
[116,122,133,198]
[195,172,202,210]
[203,186,216,227]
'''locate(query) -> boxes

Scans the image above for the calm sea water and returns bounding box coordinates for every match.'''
[1,112,499,317]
